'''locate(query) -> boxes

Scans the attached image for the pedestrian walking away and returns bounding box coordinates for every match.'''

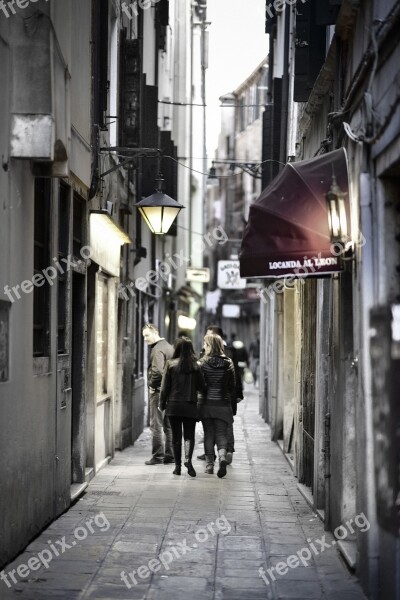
[198,333,236,478]
[142,324,174,465]
[230,333,249,380]
[249,337,260,387]
[198,325,243,465]
[159,337,206,476]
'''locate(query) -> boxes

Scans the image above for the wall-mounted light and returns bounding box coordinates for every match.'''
[90,208,132,245]
[177,314,197,330]
[135,177,184,235]
[325,174,348,244]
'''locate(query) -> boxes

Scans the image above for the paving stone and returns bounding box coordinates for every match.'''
[275,579,324,597]
[1,389,367,600]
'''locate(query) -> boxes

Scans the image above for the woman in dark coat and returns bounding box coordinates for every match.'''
[198,333,236,478]
[159,337,206,477]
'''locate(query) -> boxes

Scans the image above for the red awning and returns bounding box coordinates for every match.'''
[239,149,349,279]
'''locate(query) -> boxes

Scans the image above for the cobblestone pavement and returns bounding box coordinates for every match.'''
[1,387,367,600]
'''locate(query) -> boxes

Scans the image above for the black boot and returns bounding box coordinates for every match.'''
[205,455,214,474]
[184,440,196,477]
[172,442,181,475]
[217,449,227,478]
[197,452,216,461]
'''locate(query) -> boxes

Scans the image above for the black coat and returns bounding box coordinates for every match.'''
[199,343,243,414]
[197,355,235,424]
[159,359,206,418]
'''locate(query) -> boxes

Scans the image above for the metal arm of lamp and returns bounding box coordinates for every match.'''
[89,148,183,235]
[88,147,161,199]
[207,158,286,183]
[208,160,263,180]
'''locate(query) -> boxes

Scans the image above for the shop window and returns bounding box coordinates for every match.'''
[33,178,51,357]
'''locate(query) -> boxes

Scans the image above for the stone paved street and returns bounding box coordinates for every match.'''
[1,388,367,600]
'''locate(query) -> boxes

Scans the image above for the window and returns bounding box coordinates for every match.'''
[134,290,144,378]
[58,183,70,354]
[109,14,118,147]
[0,301,10,381]
[93,0,109,128]
[33,178,51,357]
[96,275,108,395]
[73,193,86,258]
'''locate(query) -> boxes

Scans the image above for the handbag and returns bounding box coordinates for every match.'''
[243,367,254,384]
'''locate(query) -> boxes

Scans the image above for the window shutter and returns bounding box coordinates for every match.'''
[294,0,326,103]
[141,82,159,197]
[119,36,141,148]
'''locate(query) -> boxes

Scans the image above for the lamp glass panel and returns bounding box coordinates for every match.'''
[139,206,181,235]
[139,207,162,234]
[160,207,181,234]
[328,199,340,240]
[338,196,348,240]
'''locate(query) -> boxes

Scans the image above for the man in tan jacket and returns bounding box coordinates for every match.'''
[143,324,174,465]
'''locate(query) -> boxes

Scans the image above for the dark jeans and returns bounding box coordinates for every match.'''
[202,419,234,453]
[149,389,173,460]
[227,421,235,453]
[168,416,196,445]
[202,418,228,454]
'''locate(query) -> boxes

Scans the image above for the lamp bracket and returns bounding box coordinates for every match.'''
[100,147,160,154]
[210,159,265,179]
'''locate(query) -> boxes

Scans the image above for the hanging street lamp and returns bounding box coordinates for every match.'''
[206,161,219,187]
[135,177,185,235]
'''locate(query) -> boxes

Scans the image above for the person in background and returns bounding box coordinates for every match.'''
[230,333,249,380]
[197,325,243,465]
[159,337,206,476]
[249,338,260,387]
[198,333,235,478]
[142,324,174,465]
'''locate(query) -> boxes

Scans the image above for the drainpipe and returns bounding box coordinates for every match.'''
[359,167,379,598]
[189,2,194,265]
[324,411,331,528]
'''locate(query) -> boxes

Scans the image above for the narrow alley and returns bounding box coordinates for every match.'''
[1,388,366,600]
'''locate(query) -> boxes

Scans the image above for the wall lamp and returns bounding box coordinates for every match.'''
[135,177,184,235]
[325,174,348,245]
[90,204,132,245]
[325,173,354,261]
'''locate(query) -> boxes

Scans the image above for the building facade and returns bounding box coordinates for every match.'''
[0,0,207,568]
[205,60,268,343]
[253,1,400,598]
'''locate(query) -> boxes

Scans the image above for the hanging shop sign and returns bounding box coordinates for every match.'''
[185,267,210,283]
[217,260,247,289]
[222,304,241,318]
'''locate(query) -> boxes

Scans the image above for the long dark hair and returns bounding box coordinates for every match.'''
[172,336,198,373]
